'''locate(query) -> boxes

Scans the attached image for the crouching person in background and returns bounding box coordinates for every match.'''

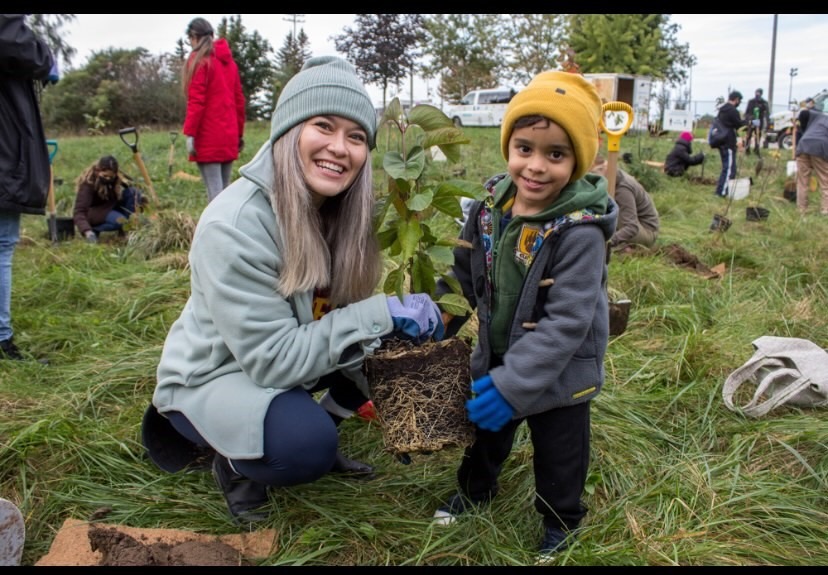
[664,131,705,177]
[73,155,142,243]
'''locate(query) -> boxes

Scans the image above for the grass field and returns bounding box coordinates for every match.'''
[1,121,827,566]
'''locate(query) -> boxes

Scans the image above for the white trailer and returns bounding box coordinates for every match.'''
[583,73,652,132]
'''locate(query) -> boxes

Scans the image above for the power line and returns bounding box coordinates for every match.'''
[283,14,305,40]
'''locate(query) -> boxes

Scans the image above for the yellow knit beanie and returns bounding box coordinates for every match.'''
[500,71,602,182]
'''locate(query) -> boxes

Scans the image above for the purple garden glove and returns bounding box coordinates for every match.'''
[466,374,514,432]
[386,293,445,344]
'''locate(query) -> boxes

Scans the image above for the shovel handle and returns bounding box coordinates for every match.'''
[119,127,139,153]
[46,139,58,164]
[600,101,634,150]
[600,102,634,199]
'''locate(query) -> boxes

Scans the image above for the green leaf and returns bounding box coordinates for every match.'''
[422,128,471,164]
[431,180,487,218]
[406,186,434,212]
[382,149,425,181]
[376,226,398,251]
[383,265,405,299]
[403,125,427,156]
[434,143,463,164]
[391,176,411,197]
[408,104,455,130]
[422,127,471,148]
[419,221,438,245]
[381,98,404,126]
[431,192,463,218]
[426,245,454,267]
[439,273,463,296]
[436,179,489,200]
[412,253,436,295]
[397,218,423,261]
[372,195,391,233]
[436,292,473,316]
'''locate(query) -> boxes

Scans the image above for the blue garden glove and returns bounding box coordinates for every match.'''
[386,293,445,344]
[47,58,59,84]
[186,136,196,156]
[466,375,514,432]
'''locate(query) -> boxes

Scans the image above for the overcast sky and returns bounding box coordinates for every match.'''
[60,14,828,117]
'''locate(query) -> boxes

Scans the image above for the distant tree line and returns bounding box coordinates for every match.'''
[34,14,695,135]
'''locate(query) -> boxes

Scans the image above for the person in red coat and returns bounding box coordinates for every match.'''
[182,17,246,203]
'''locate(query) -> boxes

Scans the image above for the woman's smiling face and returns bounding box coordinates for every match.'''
[298,115,369,206]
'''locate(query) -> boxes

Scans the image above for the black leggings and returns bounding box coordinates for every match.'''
[167,371,368,486]
[456,400,591,531]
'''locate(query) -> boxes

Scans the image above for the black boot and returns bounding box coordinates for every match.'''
[211,453,270,525]
[330,449,376,480]
[0,338,22,360]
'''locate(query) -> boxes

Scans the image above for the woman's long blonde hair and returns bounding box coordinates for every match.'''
[270,123,380,308]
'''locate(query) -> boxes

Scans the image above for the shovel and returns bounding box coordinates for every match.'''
[46,139,59,244]
[168,131,178,179]
[118,127,158,208]
[599,101,634,198]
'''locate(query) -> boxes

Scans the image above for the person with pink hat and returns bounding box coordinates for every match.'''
[664,131,705,177]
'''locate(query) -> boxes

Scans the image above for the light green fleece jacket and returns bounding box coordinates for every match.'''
[152,141,393,459]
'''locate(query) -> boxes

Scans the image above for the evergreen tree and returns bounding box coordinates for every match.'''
[266,28,312,118]
[565,14,695,86]
[217,15,275,120]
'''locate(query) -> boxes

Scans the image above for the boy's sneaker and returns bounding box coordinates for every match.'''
[536,526,573,563]
[432,492,488,526]
[0,338,23,361]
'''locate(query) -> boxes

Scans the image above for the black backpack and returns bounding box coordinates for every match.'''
[708,117,728,149]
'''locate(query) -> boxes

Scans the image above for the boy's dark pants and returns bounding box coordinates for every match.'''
[456,400,590,531]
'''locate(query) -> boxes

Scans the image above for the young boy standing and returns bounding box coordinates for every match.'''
[433,70,618,559]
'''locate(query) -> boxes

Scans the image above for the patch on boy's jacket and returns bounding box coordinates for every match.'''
[514,224,544,266]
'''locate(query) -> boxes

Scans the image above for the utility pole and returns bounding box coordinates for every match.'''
[283,14,305,40]
[768,14,777,113]
[789,67,798,108]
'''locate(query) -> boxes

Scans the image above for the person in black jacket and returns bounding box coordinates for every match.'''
[743,88,769,156]
[0,14,57,360]
[664,131,705,177]
[714,91,745,198]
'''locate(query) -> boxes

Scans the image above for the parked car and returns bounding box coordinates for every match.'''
[766,89,828,150]
[444,88,516,128]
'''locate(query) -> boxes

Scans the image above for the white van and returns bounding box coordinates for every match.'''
[445,88,516,127]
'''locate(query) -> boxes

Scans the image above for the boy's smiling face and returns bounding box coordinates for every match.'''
[506,118,577,217]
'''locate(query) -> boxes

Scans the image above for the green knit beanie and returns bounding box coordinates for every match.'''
[270,56,377,149]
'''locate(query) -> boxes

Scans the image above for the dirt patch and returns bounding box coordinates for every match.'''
[687,175,718,186]
[88,525,251,566]
[36,518,277,566]
[659,243,723,279]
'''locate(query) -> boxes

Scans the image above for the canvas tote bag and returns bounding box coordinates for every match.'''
[722,336,828,417]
